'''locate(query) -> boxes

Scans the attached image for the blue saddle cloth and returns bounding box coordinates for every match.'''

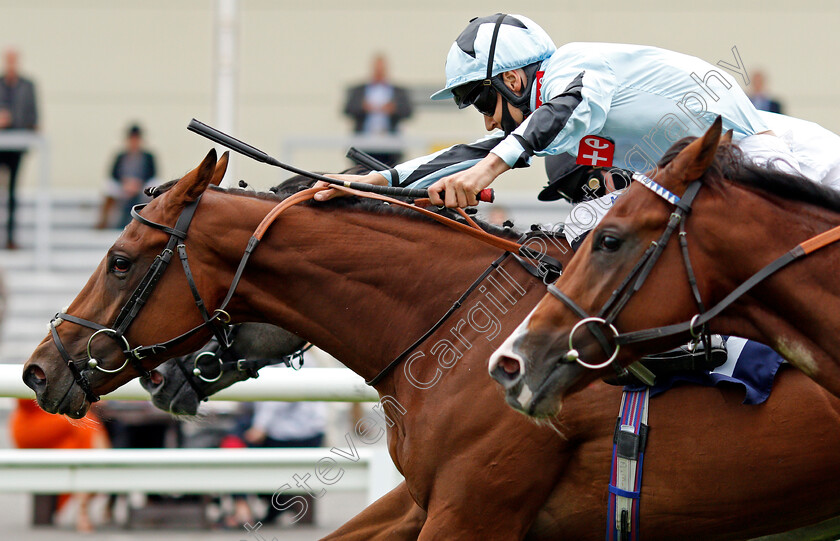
[633,337,786,405]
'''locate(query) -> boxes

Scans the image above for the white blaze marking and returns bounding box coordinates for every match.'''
[517,384,534,408]
[488,309,538,376]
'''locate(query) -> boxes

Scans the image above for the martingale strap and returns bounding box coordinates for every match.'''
[607,387,650,541]
[366,251,512,386]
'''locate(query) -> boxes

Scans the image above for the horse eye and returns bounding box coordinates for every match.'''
[598,235,622,252]
[111,257,132,274]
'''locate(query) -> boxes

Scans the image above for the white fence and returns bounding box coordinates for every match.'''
[0,448,400,504]
[0,364,379,402]
[0,365,401,503]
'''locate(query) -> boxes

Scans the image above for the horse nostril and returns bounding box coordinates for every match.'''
[23,364,47,392]
[148,370,164,386]
[497,356,521,376]
[490,355,524,390]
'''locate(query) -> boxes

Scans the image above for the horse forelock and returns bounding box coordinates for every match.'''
[657,136,840,215]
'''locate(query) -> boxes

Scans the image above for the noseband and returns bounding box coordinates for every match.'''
[49,196,236,404]
[547,174,711,368]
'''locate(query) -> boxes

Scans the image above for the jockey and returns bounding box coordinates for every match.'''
[317,13,840,206]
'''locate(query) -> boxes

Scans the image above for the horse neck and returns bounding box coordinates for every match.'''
[195,191,510,385]
[693,182,840,391]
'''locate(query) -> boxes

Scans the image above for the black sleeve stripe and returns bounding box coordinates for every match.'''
[519,71,585,156]
[511,135,534,166]
[400,137,500,187]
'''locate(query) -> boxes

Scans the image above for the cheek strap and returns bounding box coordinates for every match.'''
[500,100,519,136]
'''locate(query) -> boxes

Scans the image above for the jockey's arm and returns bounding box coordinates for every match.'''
[314,133,509,201]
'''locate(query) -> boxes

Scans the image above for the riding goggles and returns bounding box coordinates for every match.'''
[452,80,498,117]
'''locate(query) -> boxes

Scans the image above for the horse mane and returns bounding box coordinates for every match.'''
[148,170,520,240]
[657,136,840,214]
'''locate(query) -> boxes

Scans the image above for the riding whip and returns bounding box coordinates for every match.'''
[346,146,391,172]
[187,119,494,203]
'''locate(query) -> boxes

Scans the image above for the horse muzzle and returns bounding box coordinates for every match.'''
[489,329,587,417]
[23,351,91,418]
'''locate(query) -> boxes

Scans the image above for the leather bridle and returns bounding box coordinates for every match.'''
[171,325,311,402]
[547,171,840,369]
[48,195,243,404]
[547,174,710,368]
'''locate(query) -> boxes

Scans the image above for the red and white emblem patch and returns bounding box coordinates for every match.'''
[576,135,615,168]
[535,71,545,109]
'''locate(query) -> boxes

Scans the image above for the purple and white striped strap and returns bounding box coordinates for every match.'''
[607,387,650,541]
[633,172,681,205]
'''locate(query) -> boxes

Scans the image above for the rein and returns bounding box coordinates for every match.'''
[548,172,840,367]
[616,221,840,346]
[50,184,561,403]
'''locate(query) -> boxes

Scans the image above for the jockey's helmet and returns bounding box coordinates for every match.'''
[431,13,556,121]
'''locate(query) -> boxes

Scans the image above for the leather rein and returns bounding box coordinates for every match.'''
[547,172,840,368]
[49,185,562,403]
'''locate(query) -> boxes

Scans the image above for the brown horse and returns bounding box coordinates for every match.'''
[488,117,840,417]
[21,149,840,539]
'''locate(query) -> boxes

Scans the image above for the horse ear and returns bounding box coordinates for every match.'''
[664,116,722,184]
[210,151,230,186]
[168,149,218,203]
[721,129,734,144]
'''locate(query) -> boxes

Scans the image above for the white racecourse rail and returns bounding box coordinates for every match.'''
[0,365,401,503]
[0,365,379,401]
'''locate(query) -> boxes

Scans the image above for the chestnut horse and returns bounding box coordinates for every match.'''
[489,117,840,417]
[21,149,840,539]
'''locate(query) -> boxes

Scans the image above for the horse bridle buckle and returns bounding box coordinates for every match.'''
[567,317,620,369]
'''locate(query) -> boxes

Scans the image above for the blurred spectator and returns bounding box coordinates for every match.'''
[96,124,157,229]
[10,399,110,532]
[224,399,327,528]
[343,54,413,166]
[748,70,783,114]
[0,48,38,250]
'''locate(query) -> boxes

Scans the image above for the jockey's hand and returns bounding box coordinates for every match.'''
[428,153,510,208]
[313,172,388,201]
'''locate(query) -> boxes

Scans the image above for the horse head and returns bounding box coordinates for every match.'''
[141,323,306,415]
[23,149,229,418]
[489,118,728,417]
